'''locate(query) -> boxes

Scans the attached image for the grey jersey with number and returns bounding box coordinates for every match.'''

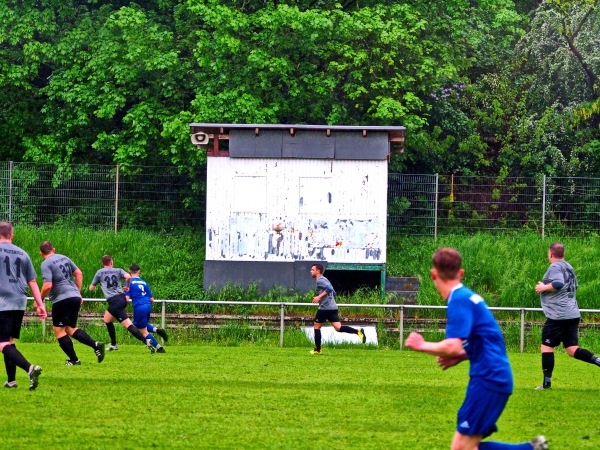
[0,242,37,312]
[316,275,337,310]
[91,267,127,299]
[540,260,580,320]
[41,253,80,304]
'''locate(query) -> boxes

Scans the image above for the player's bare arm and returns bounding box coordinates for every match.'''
[405,332,464,358]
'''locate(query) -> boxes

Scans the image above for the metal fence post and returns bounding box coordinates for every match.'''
[434,174,439,240]
[520,309,525,353]
[399,305,404,349]
[542,175,546,239]
[8,161,14,223]
[114,165,119,233]
[161,300,166,330]
[279,303,285,347]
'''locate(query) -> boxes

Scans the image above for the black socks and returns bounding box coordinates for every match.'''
[127,324,146,343]
[72,328,98,348]
[58,335,78,361]
[541,352,554,388]
[105,322,117,346]
[314,328,322,351]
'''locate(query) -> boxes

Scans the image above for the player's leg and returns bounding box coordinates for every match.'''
[132,304,161,353]
[564,318,600,367]
[1,313,18,387]
[456,380,538,449]
[311,310,326,354]
[330,311,366,343]
[537,319,559,389]
[3,348,17,387]
[68,327,105,363]
[52,298,80,365]
[103,310,118,350]
[0,311,42,390]
[148,322,169,342]
[64,296,105,361]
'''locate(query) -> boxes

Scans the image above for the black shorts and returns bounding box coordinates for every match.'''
[51,297,81,328]
[0,310,25,342]
[106,293,130,323]
[314,309,341,324]
[541,317,580,348]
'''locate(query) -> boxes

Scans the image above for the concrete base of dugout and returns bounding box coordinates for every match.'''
[203,260,386,295]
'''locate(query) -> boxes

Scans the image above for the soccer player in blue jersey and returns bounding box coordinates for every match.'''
[405,248,548,450]
[126,264,167,353]
[89,255,155,354]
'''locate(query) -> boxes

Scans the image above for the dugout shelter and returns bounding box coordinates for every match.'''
[190,123,405,294]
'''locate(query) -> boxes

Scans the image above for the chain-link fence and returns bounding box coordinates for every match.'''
[2,162,600,236]
[388,174,600,237]
[0,162,206,231]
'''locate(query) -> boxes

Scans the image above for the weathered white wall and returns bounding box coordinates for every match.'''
[206,158,387,263]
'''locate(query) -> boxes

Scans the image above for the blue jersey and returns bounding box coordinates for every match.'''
[446,284,513,394]
[128,277,154,308]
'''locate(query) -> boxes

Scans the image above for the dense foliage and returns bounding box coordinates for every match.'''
[1,0,599,177]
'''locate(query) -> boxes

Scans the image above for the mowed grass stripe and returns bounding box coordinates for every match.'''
[1,345,599,449]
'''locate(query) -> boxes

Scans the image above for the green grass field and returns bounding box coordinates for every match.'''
[1,344,599,449]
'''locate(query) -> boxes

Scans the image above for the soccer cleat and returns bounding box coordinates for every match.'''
[309,349,322,354]
[107,344,119,352]
[530,435,548,450]
[65,359,81,366]
[95,342,106,363]
[3,381,17,389]
[357,328,366,344]
[146,339,156,354]
[534,384,551,390]
[156,328,169,342]
[28,365,42,391]
[156,347,166,353]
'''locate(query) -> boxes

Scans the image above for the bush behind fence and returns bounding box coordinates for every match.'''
[2,162,600,236]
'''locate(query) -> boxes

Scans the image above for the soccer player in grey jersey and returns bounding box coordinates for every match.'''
[309,264,365,354]
[534,242,600,389]
[0,222,45,390]
[89,255,155,353]
[40,241,105,365]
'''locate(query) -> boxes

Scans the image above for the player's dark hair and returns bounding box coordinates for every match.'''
[130,263,140,272]
[40,241,54,255]
[0,222,13,239]
[313,263,324,274]
[101,255,113,266]
[549,242,565,258]
[432,248,462,281]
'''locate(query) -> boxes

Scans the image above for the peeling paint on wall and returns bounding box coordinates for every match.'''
[206,158,387,263]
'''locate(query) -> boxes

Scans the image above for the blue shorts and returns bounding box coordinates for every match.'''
[133,303,152,329]
[457,378,510,438]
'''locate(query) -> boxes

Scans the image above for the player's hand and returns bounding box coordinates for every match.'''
[436,355,464,370]
[80,296,84,305]
[405,332,424,350]
[36,305,48,320]
[123,286,130,292]
[312,296,320,304]
[535,282,545,294]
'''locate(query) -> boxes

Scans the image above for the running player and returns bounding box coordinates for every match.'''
[40,241,105,365]
[126,263,168,353]
[309,263,365,354]
[534,242,600,389]
[405,247,548,450]
[89,255,154,354]
[0,222,45,390]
